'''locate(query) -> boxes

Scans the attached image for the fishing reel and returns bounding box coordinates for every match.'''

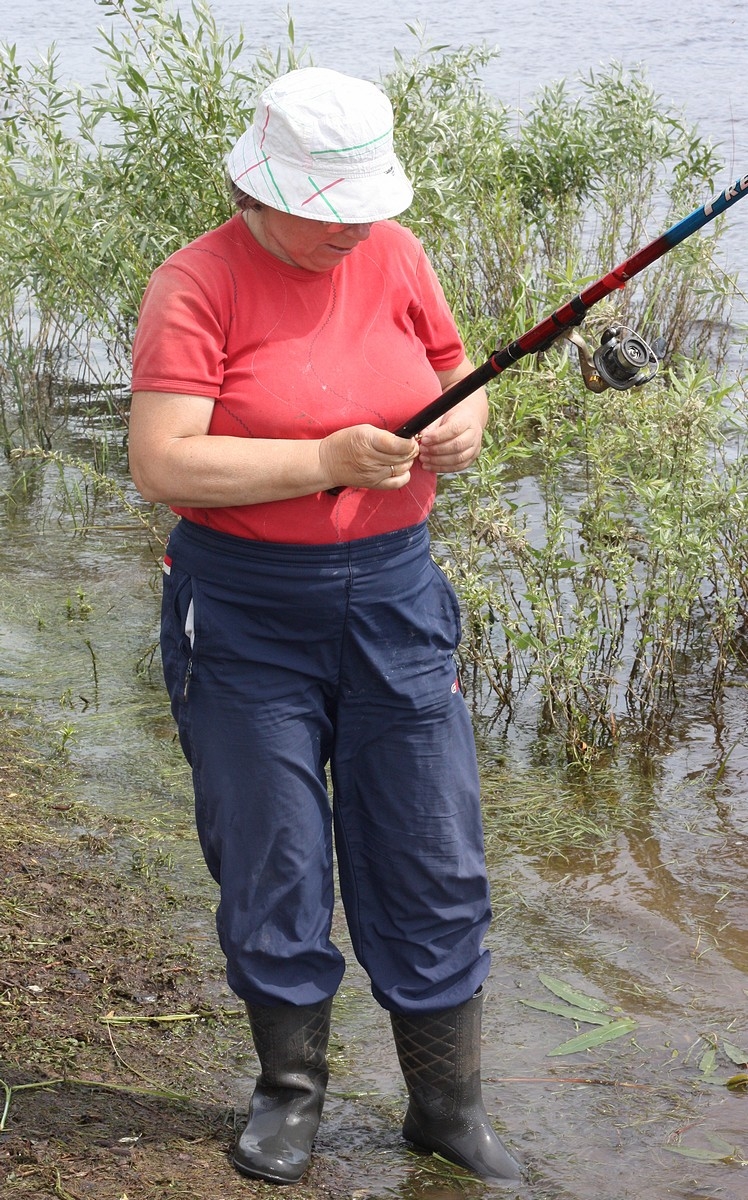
[566,325,663,393]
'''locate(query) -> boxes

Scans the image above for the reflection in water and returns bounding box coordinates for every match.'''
[475,742,748,1199]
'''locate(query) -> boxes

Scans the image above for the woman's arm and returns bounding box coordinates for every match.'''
[128,390,420,506]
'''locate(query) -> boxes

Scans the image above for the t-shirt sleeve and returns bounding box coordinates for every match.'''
[130,262,228,397]
[409,240,466,372]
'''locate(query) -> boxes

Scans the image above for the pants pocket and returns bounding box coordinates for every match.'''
[160,565,196,715]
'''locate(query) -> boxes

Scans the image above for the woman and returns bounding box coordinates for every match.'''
[129,66,520,1186]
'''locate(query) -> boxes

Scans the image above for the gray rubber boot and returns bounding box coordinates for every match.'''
[390,989,521,1183]
[233,997,333,1184]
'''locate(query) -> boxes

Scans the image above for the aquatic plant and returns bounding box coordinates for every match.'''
[434,364,748,757]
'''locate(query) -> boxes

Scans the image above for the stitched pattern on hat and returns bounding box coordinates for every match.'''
[233,155,269,184]
[256,117,291,213]
[309,129,393,156]
[303,176,344,221]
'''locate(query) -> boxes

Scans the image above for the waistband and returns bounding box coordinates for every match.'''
[164,518,430,581]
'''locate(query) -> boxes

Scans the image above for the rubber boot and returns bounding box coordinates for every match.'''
[233,997,333,1184]
[390,989,521,1183]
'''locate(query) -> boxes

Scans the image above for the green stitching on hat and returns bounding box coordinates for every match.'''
[262,161,291,213]
[306,177,343,221]
[310,128,392,156]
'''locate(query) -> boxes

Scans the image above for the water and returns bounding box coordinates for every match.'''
[2,488,748,1196]
[3,480,748,1197]
[2,0,748,299]
[1,4,748,1198]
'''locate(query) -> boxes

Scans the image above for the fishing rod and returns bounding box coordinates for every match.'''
[394,170,748,438]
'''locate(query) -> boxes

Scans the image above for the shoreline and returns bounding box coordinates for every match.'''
[0,716,355,1199]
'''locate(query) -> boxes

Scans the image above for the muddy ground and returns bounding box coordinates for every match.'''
[0,717,393,1200]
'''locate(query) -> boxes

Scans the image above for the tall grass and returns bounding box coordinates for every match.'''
[0,0,746,756]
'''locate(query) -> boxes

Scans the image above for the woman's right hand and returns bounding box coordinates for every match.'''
[319,424,420,490]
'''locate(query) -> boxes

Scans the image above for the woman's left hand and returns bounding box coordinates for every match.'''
[416,372,488,474]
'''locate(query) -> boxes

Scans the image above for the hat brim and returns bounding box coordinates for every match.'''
[227,129,414,224]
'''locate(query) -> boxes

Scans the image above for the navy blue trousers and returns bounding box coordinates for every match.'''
[160,518,491,1013]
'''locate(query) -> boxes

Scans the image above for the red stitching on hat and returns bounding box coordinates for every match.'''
[234,155,269,182]
[302,178,345,205]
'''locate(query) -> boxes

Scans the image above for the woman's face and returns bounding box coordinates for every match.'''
[243,206,373,272]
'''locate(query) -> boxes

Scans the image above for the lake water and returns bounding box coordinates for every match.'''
[1,5,748,1200]
[3,0,748,299]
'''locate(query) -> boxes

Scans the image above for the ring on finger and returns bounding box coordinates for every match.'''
[390,464,397,478]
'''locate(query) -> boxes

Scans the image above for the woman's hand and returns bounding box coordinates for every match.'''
[319,425,419,490]
[416,403,484,474]
[416,362,489,474]
[129,392,419,506]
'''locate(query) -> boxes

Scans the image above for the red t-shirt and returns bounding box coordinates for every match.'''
[131,214,465,543]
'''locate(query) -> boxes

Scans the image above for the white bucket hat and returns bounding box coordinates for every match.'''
[227,67,414,224]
